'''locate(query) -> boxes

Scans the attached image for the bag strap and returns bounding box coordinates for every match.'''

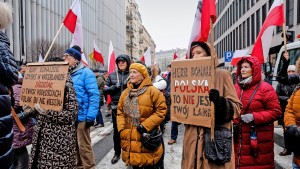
[242,81,262,114]
[11,106,25,132]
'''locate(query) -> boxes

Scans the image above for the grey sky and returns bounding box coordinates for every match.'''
[136,0,198,52]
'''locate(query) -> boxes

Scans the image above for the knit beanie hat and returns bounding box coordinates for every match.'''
[287,65,296,72]
[129,63,149,79]
[64,48,81,61]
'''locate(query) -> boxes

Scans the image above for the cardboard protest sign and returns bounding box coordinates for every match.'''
[170,58,214,128]
[20,62,69,111]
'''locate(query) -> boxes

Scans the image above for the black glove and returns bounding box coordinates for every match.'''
[137,124,147,134]
[209,89,221,104]
[85,120,94,128]
[209,89,234,125]
[287,125,300,137]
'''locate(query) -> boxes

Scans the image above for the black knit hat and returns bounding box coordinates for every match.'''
[190,41,211,58]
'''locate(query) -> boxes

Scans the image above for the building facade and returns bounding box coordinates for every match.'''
[125,0,156,61]
[1,0,125,69]
[215,0,300,67]
[155,48,187,71]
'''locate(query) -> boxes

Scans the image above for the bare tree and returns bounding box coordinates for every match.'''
[26,39,69,62]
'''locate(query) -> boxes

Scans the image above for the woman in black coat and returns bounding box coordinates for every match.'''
[0,2,19,169]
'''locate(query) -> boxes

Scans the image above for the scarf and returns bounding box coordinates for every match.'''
[238,76,252,88]
[68,62,80,73]
[123,86,148,126]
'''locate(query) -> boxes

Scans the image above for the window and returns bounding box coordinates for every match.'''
[286,0,294,27]
[256,10,260,37]
[247,18,250,46]
[251,14,255,44]
[251,0,255,7]
[268,0,274,9]
[262,4,267,23]
[243,21,246,48]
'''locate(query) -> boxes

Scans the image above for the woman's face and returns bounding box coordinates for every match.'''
[191,46,208,59]
[240,62,252,78]
[129,69,144,85]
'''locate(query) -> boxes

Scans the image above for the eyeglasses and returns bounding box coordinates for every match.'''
[63,54,71,59]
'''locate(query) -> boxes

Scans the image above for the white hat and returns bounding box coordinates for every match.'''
[287,65,296,72]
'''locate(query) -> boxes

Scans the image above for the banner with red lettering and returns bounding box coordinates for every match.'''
[20,62,69,111]
[171,58,213,127]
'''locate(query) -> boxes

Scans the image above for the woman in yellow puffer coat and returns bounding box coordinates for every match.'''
[117,63,167,168]
[284,57,300,168]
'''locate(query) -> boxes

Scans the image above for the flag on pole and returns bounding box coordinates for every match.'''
[251,0,284,63]
[141,47,151,66]
[63,0,88,66]
[88,52,96,63]
[231,49,249,65]
[93,41,104,66]
[187,0,216,58]
[38,53,44,62]
[173,52,178,60]
[107,41,116,75]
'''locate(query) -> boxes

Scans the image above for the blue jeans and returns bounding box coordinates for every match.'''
[171,122,179,140]
[96,106,104,125]
[293,162,300,169]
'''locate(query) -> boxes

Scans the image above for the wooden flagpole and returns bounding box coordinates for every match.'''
[282,23,287,53]
[210,18,216,141]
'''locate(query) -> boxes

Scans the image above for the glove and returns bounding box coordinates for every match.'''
[23,104,34,114]
[115,82,121,88]
[287,125,300,137]
[137,124,147,134]
[209,89,221,103]
[241,114,254,123]
[85,120,94,128]
[34,103,48,115]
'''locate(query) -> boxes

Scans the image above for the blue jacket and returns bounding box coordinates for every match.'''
[70,63,99,122]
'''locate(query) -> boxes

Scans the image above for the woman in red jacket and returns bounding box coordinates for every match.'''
[234,56,281,169]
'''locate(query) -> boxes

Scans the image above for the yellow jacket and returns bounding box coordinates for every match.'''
[117,76,167,167]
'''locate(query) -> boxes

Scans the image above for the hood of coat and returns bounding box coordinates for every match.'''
[236,56,261,87]
[70,62,85,74]
[116,54,131,72]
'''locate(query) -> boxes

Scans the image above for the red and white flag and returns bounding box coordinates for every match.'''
[187,0,216,58]
[251,0,284,63]
[173,52,178,60]
[231,49,249,65]
[141,47,151,66]
[93,41,104,66]
[107,41,116,75]
[63,0,88,66]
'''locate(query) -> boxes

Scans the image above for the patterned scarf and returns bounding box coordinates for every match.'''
[123,86,148,126]
[238,76,252,88]
[68,62,80,73]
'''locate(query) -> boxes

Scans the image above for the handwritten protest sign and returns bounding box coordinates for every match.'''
[20,62,69,111]
[170,58,214,128]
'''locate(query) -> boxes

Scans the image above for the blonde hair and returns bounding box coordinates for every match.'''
[0,2,13,30]
[150,65,160,82]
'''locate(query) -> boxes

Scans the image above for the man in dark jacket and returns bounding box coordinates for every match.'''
[103,54,130,164]
[0,2,19,169]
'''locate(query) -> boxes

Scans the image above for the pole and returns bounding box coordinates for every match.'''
[43,0,77,61]
[210,18,216,141]
[282,23,287,53]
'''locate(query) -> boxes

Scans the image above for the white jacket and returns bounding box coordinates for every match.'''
[152,75,167,91]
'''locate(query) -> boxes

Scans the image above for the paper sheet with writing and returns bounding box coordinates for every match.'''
[20,62,69,111]
[170,58,213,128]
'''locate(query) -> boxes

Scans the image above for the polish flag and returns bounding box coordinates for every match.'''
[107,41,116,75]
[251,0,284,63]
[93,41,104,66]
[187,0,216,58]
[63,0,88,66]
[173,52,178,60]
[231,50,249,65]
[141,47,151,66]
